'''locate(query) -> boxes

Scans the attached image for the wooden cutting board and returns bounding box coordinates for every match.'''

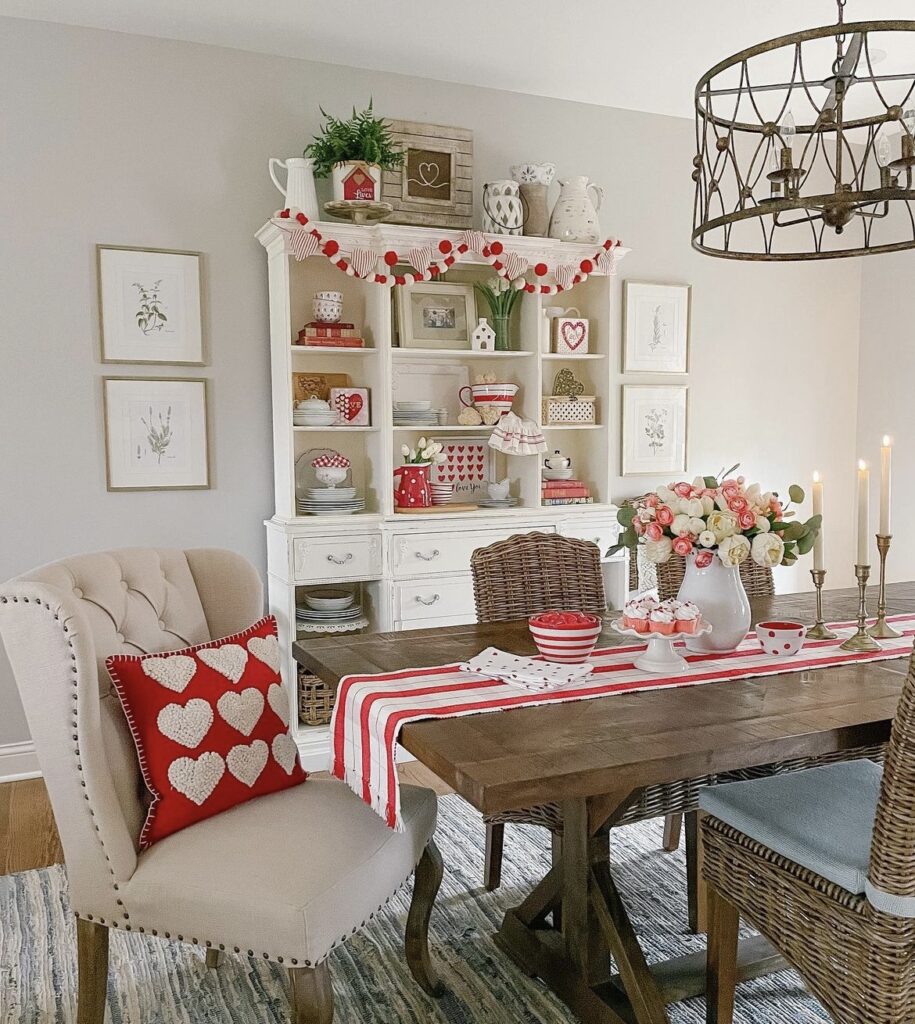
[394,504,479,514]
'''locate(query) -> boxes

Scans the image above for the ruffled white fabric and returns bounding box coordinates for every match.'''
[460,647,593,692]
[488,412,547,455]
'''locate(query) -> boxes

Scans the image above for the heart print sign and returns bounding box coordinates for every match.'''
[329,387,369,426]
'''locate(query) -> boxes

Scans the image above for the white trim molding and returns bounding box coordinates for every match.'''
[0,740,41,783]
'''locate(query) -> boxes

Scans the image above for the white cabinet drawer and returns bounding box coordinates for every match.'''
[293,535,382,583]
[561,518,619,557]
[393,577,476,622]
[392,526,556,577]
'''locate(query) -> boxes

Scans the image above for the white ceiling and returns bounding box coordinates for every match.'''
[2,0,914,119]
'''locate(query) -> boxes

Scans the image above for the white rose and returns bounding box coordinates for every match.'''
[698,530,717,548]
[688,517,706,536]
[686,497,705,518]
[715,492,731,511]
[752,532,785,568]
[643,537,673,564]
[718,534,751,567]
[755,516,771,533]
[707,510,739,542]
[672,514,691,535]
[701,495,715,516]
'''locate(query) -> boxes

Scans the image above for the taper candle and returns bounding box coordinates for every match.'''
[857,460,870,565]
[880,435,892,536]
[812,471,824,572]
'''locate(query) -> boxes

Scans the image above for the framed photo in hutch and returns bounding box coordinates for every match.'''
[381,120,473,229]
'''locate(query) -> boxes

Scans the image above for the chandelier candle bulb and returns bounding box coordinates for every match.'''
[857,460,870,567]
[880,436,892,536]
[812,472,824,573]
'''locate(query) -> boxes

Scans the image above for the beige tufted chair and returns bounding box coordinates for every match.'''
[0,548,442,1024]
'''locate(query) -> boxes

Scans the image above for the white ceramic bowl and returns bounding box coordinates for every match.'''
[757,621,806,656]
[304,590,355,611]
[314,465,348,487]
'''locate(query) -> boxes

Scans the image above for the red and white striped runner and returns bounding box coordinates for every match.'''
[330,616,915,830]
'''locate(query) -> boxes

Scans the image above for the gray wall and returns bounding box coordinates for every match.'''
[0,18,863,747]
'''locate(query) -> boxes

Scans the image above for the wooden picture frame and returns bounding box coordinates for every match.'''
[396,282,477,349]
[381,120,473,228]
[621,384,688,476]
[103,376,210,490]
[622,282,691,374]
[98,245,206,365]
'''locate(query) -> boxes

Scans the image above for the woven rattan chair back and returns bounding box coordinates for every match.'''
[654,554,774,601]
[471,532,606,625]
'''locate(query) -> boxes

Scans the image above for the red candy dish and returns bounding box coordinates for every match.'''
[529,610,603,664]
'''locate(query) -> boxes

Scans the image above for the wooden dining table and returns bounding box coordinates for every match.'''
[294,582,915,1024]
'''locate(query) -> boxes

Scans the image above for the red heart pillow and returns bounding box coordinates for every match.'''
[107,616,306,849]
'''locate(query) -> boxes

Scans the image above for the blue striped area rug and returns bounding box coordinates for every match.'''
[1,794,826,1023]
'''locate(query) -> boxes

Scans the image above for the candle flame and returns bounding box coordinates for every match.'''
[813,470,820,483]
[883,435,892,447]
[858,459,867,471]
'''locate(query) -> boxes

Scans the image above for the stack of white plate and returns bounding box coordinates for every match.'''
[393,400,438,427]
[478,496,519,509]
[542,468,573,481]
[296,604,365,625]
[296,486,365,515]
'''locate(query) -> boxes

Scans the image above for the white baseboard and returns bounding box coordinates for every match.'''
[0,740,41,783]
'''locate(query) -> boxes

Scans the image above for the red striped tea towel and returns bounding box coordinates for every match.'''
[330,616,915,830]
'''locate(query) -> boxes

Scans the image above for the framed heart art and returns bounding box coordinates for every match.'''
[552,312,590,355]
[329,387,370,427]
[429,436,492,502]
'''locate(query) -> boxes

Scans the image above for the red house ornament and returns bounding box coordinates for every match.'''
[340,162,379,202]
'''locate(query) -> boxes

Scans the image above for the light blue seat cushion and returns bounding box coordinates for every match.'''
[700,760,883,895]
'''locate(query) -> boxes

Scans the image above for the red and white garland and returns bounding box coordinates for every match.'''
[275,209,625,296]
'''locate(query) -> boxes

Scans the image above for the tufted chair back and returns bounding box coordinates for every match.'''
[0,548,263,920]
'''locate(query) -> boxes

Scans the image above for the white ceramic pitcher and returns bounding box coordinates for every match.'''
[548,176,604,243]
[269,157,319,220]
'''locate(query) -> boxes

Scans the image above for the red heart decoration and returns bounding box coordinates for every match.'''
[560,320,587,352]
[334,392,364,422]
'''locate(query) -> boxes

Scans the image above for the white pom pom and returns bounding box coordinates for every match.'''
[512,277,525,291]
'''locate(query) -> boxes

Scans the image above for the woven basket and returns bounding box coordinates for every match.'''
[298,666,335,727]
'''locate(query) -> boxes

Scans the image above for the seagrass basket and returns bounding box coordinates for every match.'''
[297,666,335,727]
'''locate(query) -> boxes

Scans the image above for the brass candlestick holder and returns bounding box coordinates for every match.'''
[807,569,837,640]
[868,534,901,639]
[840,564,881,652]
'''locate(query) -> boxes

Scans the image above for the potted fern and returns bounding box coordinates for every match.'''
[305,101,403,204]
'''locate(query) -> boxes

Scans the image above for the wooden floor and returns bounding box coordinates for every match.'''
[0,761,452,877]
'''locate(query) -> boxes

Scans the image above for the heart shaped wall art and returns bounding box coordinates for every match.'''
[329,387,370,426]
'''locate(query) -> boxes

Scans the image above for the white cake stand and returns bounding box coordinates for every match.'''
[610,618,712,674]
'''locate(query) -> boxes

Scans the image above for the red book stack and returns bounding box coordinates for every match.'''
[296,322,366,348]
[541,479,594,505]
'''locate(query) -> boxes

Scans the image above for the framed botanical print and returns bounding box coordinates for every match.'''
[103,377,210,490]
[621,385,688,476]
[623,282,691,374]
[98,245,205,364]
[397,283,477,349]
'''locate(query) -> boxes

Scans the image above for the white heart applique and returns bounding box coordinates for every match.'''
[267,683,289,727]
[168,752,225,805]
[198,644,248,684]
[216,687,264,737]
[247,635,280,674]
[157,699,213,749]
[272,733,298,775]
[227,740,268,788]
[142,655,197,693]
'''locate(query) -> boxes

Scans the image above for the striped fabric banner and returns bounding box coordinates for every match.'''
[330,616,915,830]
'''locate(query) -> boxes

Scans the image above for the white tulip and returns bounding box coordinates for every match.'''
[418,437,427,449]
[672,513,691,535]
[401,444,410,457]
[688,517,706,536]
[701,495,715,516]
[686,497,705,518]
[643,537,673,564]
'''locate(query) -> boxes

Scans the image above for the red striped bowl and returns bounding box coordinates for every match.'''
[529,612,602,664]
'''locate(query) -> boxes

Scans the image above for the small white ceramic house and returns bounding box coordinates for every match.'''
[471,317,496,351]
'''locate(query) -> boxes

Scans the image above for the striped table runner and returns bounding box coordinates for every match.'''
[330,616,915,830]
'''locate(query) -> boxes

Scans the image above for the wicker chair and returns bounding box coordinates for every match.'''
[702,650,915,1024]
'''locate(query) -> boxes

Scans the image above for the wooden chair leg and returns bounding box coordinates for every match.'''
[484,822,504,891]
[662,813,682,852]
[550,833,563,931]
[289,962,334,1024]
[685,810,708,934]
[76,918,109,1024]
[205,948,221,969]
[406,839,445,997]
[706,886,739,1024]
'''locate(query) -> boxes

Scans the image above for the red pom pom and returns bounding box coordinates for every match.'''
[336,259,348,271]
[540,285,551,294]
[438,239,452,254]
[603,239,613,250]
[481,246,491,258]
[579,259,593,274]
[534,262,548,277]
[492,260,503,271]
[572,274,582,285]
[323,240,339,257]
[374,274,387,284]
[279,209,291,219]
[296,212,308,225]
[384,250,398,267]
[525,283,536,294]
[444,256,456,267]
[429,265,440,276]
[394,275,406,286]
[456,244,468,254]
[489,240,504,255]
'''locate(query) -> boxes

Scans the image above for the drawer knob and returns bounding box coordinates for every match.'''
[416,549,440,562]
[326,553,353,565]
[415,594,440,606]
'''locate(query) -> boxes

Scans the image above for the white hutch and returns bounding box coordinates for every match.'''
[257,219,629,771]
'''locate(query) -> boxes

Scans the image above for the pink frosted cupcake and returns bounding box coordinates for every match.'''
[675,601,701,634]
[649,604,676,636]
[624,599,651,633]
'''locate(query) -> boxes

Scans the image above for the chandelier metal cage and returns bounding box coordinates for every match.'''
[692,1,915,260]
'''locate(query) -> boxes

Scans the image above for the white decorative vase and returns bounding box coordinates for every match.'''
[676,553,750,653]
[268,157,319,220]
[548,176,604,242]
[482,180,523,235]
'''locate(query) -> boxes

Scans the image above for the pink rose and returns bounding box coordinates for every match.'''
[645,522,664,542]
[674,482,692,498]
[655,505,674,527]
[672,536,694,557]
[738,509,757,530]
[729,496,749,513]
[694,550,714,568]
[721,483,740,501]
[633,518,645,535]
[770,499,783,518]
[643,494,659,508]
[701,487,718,499]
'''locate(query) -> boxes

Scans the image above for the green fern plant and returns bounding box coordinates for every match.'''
[305,100,404,178]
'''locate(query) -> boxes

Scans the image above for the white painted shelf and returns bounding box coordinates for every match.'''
[292,425,380,432]
[392,348,534,360]
[291,345,377,356]
[542,353,607,361]
[392,424,494,433]
[541,423,603,430]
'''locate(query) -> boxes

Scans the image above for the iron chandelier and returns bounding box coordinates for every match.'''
[692,0,915,260]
